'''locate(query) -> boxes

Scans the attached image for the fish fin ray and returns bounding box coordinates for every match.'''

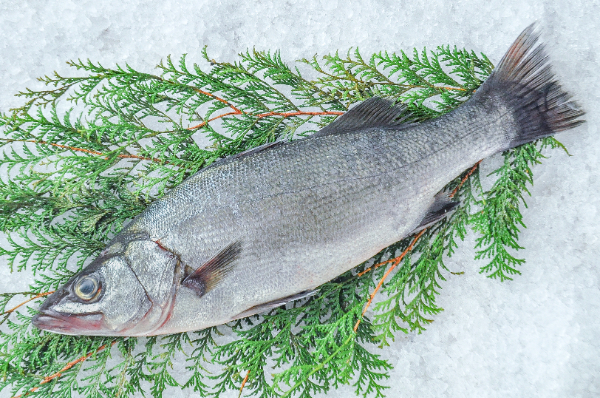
[231,289,317,320]
[411,191,459,233]
[181,241,242,297]
[478,23,585,149]
[313,97,416,137]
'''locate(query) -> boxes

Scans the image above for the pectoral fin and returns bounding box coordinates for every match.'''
[181,241,242,297]
[232,289,317,320]
[412,192,459,233]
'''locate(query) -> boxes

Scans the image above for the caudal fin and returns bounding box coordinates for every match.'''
[482,23,585,148]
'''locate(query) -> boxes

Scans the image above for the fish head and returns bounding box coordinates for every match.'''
[32,238,180,336]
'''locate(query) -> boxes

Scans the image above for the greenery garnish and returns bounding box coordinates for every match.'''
[0,44,562,397]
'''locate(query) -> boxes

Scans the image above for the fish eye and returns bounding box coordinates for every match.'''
[74,276,100,301]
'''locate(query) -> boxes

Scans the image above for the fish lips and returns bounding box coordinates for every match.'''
[32,309,104,336]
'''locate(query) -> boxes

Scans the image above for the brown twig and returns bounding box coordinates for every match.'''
[190,88,242,114]
[238,370,251,398]
[186,110,344,131]
[4,292,116,398]
[449,160,482,198]
[353,161,481,332]
[0,291,55,327]
[357,258,397,278]
[11,341,117,398]
[353,229,426,332]
[5,84,344,161]
[185,87,245,130]
[186,111,243,130]
[1,292,54,316]
[0,138,164,163]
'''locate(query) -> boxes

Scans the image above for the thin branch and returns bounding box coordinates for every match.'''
[356,258,397,278]
[186,110,344,131]
[238,370,250,398]
[186,110,242,131]
[279,332,356,398]
[354,229,426,332]
[450,160,481,198]
[0,291,54,326]
[11,341,117,398]
[350,159,481,339]
[306,59,468,92]
[0,138,165,163]
[189,87,243,114]
[356,160,481,280]
[1,292,54,316]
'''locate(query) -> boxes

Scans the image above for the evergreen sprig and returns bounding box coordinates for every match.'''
[0,43,561,397]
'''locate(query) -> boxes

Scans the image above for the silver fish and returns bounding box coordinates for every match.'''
[32,25,584,336]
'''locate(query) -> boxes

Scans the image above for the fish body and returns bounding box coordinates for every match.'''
[33,25,584,336]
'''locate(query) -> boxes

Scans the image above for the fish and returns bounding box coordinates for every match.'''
[32,24,585,336]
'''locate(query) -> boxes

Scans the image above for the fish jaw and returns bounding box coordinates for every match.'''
[32,309,104,336]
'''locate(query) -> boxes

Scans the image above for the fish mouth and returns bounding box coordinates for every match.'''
[32,309,104,336]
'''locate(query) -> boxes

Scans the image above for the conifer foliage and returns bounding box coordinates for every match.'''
[0,44,562,397]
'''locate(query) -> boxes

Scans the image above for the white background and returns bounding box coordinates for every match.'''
[0,1,598,397]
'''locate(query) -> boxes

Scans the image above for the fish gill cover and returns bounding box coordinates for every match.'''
[0,29,582,397]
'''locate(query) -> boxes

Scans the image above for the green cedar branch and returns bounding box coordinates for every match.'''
[0,44,560,398]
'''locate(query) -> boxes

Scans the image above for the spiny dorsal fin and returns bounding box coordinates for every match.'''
[231,289,317,320]
[313,97,415,137]
[181,241,242,297]
[411,191,459,234]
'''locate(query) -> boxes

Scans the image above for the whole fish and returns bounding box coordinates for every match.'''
[32,25,584,336]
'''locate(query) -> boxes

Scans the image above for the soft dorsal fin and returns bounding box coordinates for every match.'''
[313,97,415,137]
[411,191,460,234]
[181,241,242,297]
[231,289,317,320]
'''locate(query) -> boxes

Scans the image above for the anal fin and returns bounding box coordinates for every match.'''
[231,290,317,320]
[411,192,459,234]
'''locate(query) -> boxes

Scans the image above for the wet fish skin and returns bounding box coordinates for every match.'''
[32,24,585,336]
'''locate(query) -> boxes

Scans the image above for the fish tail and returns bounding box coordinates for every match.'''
[478,23,585,149]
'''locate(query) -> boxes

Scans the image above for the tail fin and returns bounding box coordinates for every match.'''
[481,23,585,149]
